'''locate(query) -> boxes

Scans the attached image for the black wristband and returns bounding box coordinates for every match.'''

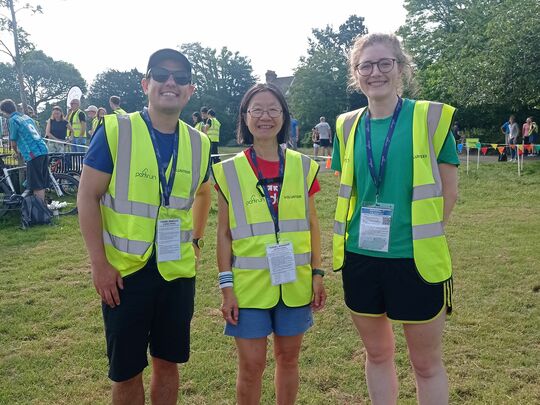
[312,268,325,277]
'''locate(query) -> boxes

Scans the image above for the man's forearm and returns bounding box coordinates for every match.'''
[78,194,108,266]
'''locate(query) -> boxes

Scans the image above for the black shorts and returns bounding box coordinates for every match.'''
[102,258,195,382]
[319,139,331,147]
[210,142,220,163]
[341,252,452,323]
[26,154,49,190]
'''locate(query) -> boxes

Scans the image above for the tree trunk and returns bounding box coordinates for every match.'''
[7,0,28,113]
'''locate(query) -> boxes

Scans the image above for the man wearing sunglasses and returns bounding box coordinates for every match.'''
[78,48,212,405]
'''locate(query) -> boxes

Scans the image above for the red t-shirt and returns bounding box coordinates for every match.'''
[215,149,321,212]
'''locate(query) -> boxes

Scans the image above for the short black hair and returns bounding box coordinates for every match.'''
[236,83,290,145]
[109,95,121,105]
[208,109,216,117]
[200,106,208,114]
[0,99,17,115]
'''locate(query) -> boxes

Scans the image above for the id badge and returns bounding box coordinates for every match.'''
[359,203,394,252]
[157,218,181,262]
[266,241,297,286]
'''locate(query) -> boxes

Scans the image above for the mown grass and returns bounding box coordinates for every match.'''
[0,158,539,404]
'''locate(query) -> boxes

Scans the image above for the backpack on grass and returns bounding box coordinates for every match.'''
[21,195,53,229]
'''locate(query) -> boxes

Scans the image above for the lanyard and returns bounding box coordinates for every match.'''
[250,146,285,242]
[365,97,403,202]
[141,108,179,207]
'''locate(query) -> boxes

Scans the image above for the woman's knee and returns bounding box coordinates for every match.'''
[409,351,443,378]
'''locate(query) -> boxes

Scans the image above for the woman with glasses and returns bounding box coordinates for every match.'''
[212,83,326,405]
[331,33,459,404]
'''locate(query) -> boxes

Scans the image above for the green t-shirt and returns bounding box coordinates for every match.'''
[331,98,459,258]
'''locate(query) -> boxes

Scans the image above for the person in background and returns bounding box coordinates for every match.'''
[192,111,204,131]
[315,116,332,157]
[207,109,221,163]
[213,83,326,405]
[200,106,210,134]
[527,117,538,156]
[312,126,320,158]
[67,99,87,152]
[78,48,211,404]
[508,115,519,161]
[289,113,299,150]
[332,33,459,404]
[109,96,127,115]
[85,105,99,140]
[1,99,49,201]
[45,106,71,153]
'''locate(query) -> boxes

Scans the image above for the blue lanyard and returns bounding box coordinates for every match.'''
[249,146,285,242]
[141,108,179,207]
[365,97,403,201]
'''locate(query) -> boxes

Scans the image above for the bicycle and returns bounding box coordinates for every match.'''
[0,153,79,217]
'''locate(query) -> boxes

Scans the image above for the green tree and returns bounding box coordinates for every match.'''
[180,42,256,145]
[0,0,42,111]
[289,15,368,141]
[399,0,540,141]
[87,69,146,113]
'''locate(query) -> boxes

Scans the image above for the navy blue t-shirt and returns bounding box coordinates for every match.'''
[84,125,210,182]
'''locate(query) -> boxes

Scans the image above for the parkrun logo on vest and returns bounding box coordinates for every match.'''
[246,194,264,205]
[135,168,157,180]
[176,168,191,174]
[413,154,428,159]
[283,194,302,200]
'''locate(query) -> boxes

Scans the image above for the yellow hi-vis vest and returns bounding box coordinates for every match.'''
[333,100,456,284]
[195,122,203,132]
[207,117,220,142]
[68,109,85,138]
[101,113,210,280]
[212,149,320,308]
[113,108,128,115]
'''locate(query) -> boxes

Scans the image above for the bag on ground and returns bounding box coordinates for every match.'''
[21,195,53,229]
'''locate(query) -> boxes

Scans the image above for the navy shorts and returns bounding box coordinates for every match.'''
[319,139,331,147]
[102,258,195,382]
[341,252,452,323]
[26,154,49,190]
[224,300,313,339]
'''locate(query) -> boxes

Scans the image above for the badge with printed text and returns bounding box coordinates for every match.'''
[266,241,297,286]
[157,218,181,262]
[359,203,394,252]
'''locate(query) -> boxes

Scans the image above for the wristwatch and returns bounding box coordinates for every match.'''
[192,238,205,249]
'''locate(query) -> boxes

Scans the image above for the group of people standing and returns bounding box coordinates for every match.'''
[78,32,459,405]
[45,95,127,153]
[192,106,221,163]
[501,115,538,160]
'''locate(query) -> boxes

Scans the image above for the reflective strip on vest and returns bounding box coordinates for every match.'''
[101,193,159,218]
[232,252,311,270]
[186,126,202,200]
[338,184,352,199]
[334,220,346,236]
[411,102,444,240]
[103,229,194,255]
[223,155,312,240]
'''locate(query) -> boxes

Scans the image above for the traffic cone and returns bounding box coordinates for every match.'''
[325,156,332,169]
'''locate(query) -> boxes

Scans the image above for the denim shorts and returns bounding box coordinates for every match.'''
[224,300,313,339]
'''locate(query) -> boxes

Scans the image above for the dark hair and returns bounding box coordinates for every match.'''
[0,99,17,115]
[192,111,202,123]
[236,83,290,145]
[200,106,208,114]
[109,96,121,105]
[208,109,216,117]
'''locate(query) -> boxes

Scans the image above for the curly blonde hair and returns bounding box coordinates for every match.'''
[348,33,414,96]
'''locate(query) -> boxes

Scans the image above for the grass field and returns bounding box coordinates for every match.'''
[0,156,539,404]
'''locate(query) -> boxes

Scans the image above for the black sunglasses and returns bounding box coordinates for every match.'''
[147,66,191,85]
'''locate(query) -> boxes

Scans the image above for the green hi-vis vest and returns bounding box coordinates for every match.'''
[207,117,220,142]
[212,149,320,308]
[101,112,210,280]
[333,101,456,284]
[68,109,85,138]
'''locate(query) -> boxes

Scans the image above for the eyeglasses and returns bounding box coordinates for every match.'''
[148,67,191,85]
[355,58,397,76]
[247,108,282,118]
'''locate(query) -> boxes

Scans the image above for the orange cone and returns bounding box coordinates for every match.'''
[325,156,332,169]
